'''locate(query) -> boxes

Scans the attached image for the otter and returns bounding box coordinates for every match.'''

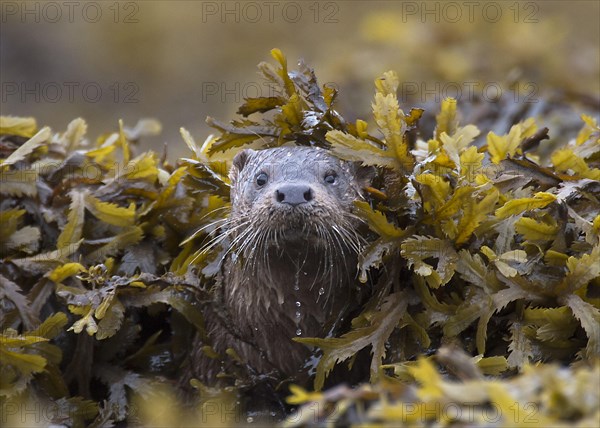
[183,146,369,388]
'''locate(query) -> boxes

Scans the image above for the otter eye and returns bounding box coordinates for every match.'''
[324,172,337,184]
[256,172,268,186]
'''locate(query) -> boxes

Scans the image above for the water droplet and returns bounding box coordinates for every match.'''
[295,301,301,307]
[318,287,325,296]
[294,284,299,291]
[359,270,367,283]
[247,417,254,423]
[303,271,308,275]
[295,311,301,319]
[296,328,302,336]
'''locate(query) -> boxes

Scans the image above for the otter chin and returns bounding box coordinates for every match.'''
[183,146,369,386]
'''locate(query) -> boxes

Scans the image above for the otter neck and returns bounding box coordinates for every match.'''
[224,241,354,337]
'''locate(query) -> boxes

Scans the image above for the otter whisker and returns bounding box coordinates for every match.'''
[314,222,332,293]
[198,205,232,221]
[312,223,328,295]
[188,220,248,265]
[200,220,251,254]
[330,223,356,291]
[193,206,232,228]
[229,222,260,257]
[332,223,362,254]
[321,226,336,309]
[216,222,263,271]
[181,217,231,245]
[248,227,264,265]
[262,229,275,284]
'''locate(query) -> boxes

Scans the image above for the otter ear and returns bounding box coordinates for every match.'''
[353,163,376,189]
[230,149,255,182]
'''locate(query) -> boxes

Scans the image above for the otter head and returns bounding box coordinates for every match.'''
[228,147,367,251]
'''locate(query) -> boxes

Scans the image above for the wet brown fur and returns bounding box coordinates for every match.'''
[182,147,368,387]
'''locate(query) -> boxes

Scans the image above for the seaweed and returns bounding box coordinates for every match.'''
[1,49,599,426]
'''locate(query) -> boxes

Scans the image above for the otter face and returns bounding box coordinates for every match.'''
[229,147,364,245]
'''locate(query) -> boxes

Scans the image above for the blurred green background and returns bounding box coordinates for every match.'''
[1,0,598,158]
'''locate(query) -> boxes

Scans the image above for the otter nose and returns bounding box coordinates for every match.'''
[275,184,313,206]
